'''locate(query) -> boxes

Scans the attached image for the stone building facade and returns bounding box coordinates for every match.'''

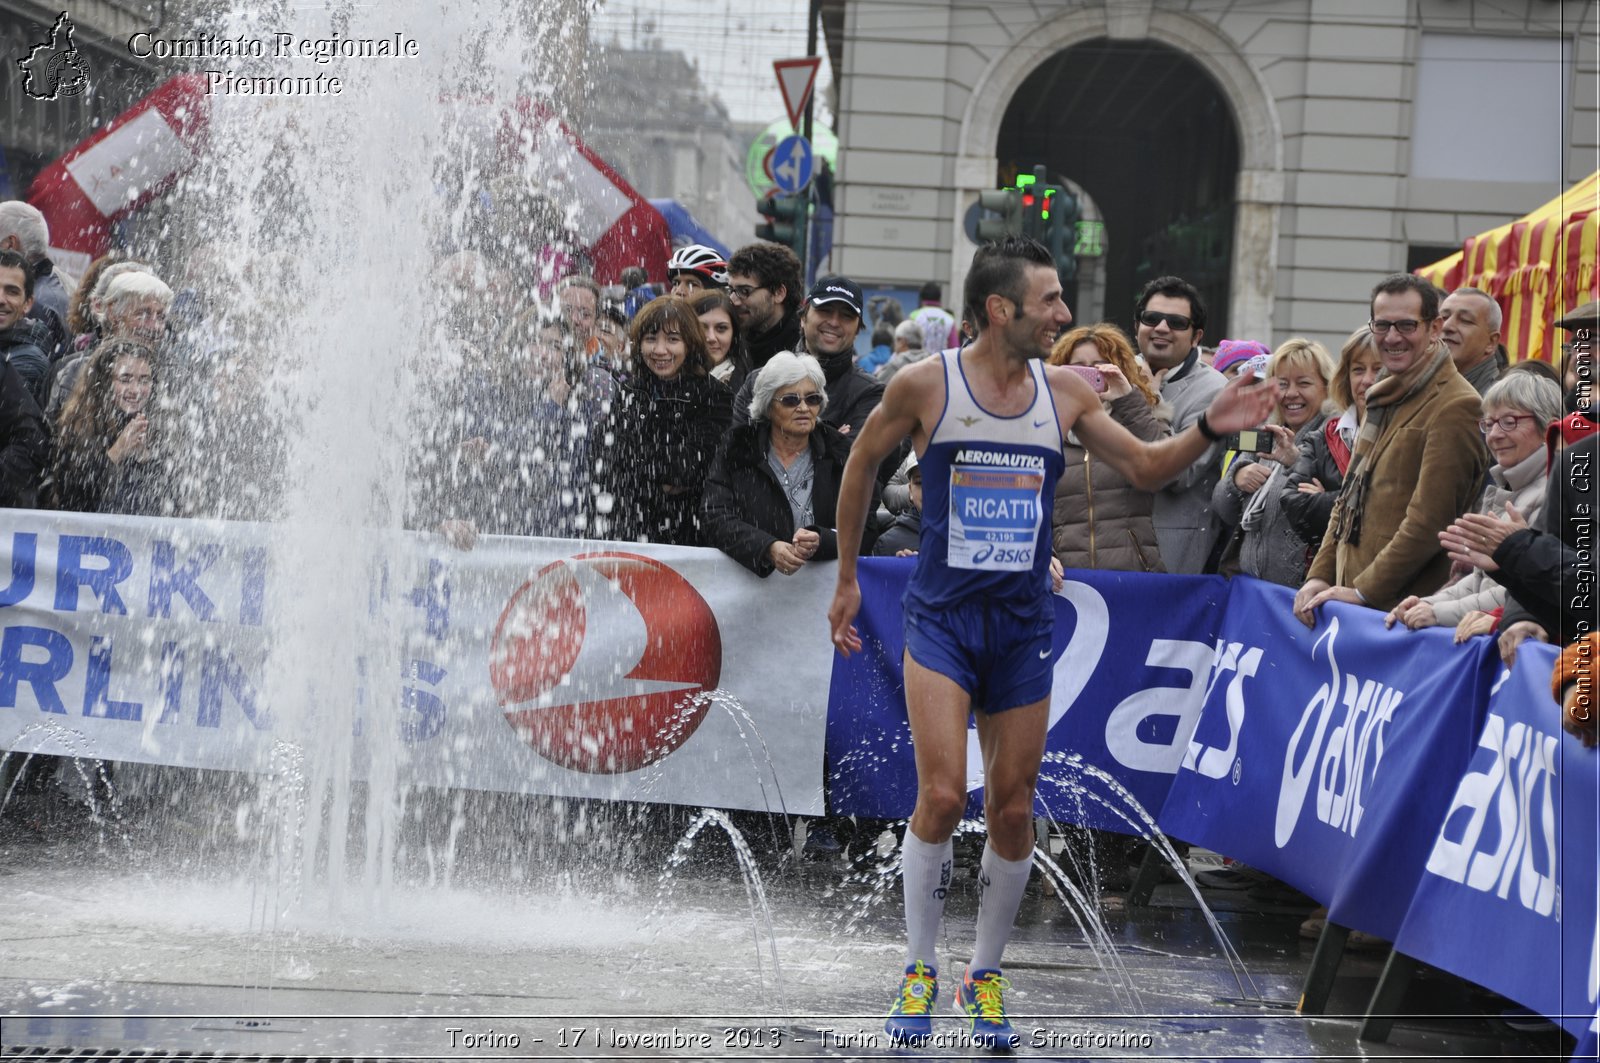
[583,42,759,253]
[2,0,161,195]
[826,0,1598,352]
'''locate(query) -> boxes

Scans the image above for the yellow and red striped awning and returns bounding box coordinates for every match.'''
[1417,171,1600,364]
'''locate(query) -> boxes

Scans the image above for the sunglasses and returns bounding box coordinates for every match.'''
[776,392,824,408]
[1138,310,1194,331]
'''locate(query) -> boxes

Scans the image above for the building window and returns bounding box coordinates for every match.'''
[1411,34,1571,182]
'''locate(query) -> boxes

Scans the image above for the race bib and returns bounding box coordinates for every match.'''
[947,464,1044,571]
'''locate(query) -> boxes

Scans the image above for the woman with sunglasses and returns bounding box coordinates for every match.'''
[1384,372,1563,640]
[702,351,863,576]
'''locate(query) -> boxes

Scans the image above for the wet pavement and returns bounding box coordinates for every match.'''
[0,774,1569,1062]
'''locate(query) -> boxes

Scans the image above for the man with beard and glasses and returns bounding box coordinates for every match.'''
[726,242,803,374]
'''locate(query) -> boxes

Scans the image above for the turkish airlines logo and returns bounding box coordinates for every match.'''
[489,552,722,774]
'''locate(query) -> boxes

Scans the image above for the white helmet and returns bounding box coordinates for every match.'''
[666,244,729,288]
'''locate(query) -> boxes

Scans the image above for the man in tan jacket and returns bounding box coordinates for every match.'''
[1294,274,1489,622]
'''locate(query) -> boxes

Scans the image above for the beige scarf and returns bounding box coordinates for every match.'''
[1326,341,1450,546]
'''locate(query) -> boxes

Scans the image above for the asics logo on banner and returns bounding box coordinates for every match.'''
[1102,636,1219,775]
[1423,711,1558,918]
[1274,618,1403,848]
[1180,640,1264,780]
[489,553,722,775]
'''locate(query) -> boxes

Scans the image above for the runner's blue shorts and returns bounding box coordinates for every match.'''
[903,600,1055,714]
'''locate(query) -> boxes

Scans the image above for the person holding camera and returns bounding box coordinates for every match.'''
[1048,323,1172,573]
[1211,338,1338,587]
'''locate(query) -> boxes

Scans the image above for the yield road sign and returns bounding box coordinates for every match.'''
[773,57,821,131]
[771,135,814,195]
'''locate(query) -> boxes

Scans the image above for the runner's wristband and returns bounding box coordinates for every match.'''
[1196,412,1224,442]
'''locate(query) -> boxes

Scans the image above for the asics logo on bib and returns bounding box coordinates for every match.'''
[1274,618,1403,848]
[1424,711,1558,917]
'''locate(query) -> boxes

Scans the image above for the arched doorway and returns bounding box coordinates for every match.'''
[951,10,1283,343]
[997,38,1240,336]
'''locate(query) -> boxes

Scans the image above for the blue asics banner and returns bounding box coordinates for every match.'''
[826,559,1229,832]
[1392,643,1598,1038]
[1151,579,1500,940]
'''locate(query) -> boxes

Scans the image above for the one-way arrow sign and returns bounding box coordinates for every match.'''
[771,134,814,194]
[773,56,822,133]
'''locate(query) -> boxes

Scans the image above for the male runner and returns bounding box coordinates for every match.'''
[827,237,1275,1049]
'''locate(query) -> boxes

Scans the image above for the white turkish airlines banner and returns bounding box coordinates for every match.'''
[0,511,830,815]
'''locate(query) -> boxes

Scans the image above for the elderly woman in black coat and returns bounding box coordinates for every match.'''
[702,351,865,576]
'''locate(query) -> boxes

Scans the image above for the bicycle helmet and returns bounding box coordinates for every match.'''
[666,244,729,288]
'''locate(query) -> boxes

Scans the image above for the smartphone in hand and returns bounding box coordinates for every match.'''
[1064,365,1107,393]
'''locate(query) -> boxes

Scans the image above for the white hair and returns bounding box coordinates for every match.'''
[90,261,151,306]
[0,201,48,261]
[894,318,924,348]
[102,271,173,312]
[1483,372,1562,427]
[748,351,827,422]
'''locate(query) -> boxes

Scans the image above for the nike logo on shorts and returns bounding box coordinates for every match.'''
[1038,648,1051,659]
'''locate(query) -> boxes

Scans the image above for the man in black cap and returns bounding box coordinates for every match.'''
[733,274,886,437]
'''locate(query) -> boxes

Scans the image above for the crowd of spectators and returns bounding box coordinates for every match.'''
[2,197,1595,838]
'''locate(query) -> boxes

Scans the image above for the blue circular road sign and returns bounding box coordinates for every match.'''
[771,135,815,195]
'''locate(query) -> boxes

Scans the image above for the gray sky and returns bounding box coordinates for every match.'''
[590,0,833,128]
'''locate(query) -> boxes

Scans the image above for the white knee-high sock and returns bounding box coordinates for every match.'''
[970,842,1032,972]
[901,830,954,970]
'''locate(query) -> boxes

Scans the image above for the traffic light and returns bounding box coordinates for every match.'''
[755,194,808,260]
[1042,186,1080,281]
[976,188,1022,241]
[1018,168,1046,240]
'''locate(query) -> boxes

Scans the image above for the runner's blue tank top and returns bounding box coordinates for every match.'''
[905,349,1066,618]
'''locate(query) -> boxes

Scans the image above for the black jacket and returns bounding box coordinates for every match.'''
[0,319,51,408]
[702,421,862,576]
[743,311,803,372]
[598,371,732,545]
[0,359,48,509]
[1494,434,1598,643]
[1280,419,1347,547]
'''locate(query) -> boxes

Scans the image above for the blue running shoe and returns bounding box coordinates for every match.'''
[884,962,938,1044]
[955,967,1019,1050]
